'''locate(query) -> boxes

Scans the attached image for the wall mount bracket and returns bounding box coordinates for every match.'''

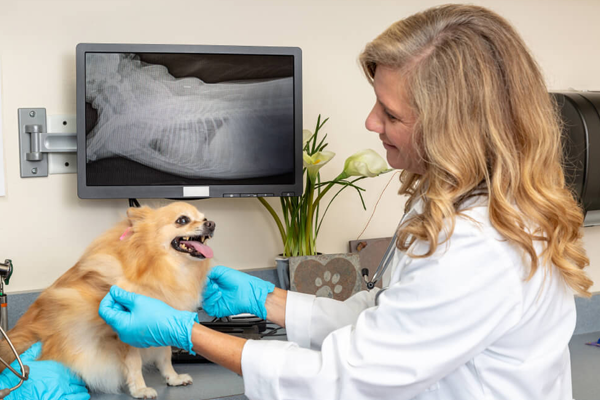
[18,108,77,178]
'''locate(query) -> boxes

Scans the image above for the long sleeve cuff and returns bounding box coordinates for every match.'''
[284,291,316,348]
[241,338,297,400]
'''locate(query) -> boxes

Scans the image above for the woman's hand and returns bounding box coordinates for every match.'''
[202,266,275,320]
[0,342,90,400]
[98,286,199,354]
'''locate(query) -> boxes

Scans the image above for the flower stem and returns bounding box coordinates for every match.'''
[305,176,316,255]
[312,172,348,209]
[316,177,367,236]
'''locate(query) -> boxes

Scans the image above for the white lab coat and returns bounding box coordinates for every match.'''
[241,197,576,400]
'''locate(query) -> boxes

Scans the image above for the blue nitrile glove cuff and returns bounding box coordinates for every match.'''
[99,286,200,354]
[255,280,276,320]
[168,310,199,355]
[202,266,276,320]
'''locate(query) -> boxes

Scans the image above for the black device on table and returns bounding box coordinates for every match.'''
[171,315,284,364]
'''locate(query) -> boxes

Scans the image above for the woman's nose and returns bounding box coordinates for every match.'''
[365,106,384,134]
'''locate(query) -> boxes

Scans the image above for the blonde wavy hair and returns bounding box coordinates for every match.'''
[359,4,592,297]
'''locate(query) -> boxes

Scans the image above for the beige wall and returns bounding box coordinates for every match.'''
[1,0,600,293]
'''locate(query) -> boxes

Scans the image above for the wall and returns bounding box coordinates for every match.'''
[1,0,600,293]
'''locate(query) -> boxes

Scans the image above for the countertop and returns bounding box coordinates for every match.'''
[90,361,245,400]
[570,331,600,400]
[7,277,599,400]
[90,361,246,400]
[89,331,600,400]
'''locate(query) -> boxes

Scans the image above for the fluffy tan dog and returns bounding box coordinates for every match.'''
[0,202,215,398]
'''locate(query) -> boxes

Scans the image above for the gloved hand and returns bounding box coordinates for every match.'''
[98,286,199,354]
[0,342,89,400]
[202,265,275,320]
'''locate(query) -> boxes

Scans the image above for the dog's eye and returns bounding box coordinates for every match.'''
[175,216,190,225]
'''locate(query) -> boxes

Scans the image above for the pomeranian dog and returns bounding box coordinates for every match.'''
[0,202,215,398]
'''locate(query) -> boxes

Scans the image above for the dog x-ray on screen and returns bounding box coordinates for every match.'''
[85,52,295,186]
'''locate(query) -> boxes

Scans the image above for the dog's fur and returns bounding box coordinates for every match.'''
[0,202,215,398]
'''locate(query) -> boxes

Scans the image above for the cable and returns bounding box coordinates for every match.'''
[261,326,286,337]
[356,171,400,241]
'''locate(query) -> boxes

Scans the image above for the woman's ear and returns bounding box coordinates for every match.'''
[127,206,153,225]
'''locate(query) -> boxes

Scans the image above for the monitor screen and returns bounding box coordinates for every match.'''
[76,43,303,199]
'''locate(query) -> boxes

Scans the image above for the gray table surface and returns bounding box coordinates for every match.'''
[7,275,600,399]
[89,361,245,400]
[570,331,600,400]
[89,331,600,400]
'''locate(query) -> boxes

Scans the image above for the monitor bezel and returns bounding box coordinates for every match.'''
[76,42,303,199]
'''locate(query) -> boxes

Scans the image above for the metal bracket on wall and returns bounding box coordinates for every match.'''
[584,210,600,227]
[18,108,77,178]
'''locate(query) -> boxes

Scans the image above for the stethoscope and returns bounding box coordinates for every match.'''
[0,260,29,399]
[362,210,410,306]
[362,229,398,290]
[0,324,29,398]
[362,230,398,306]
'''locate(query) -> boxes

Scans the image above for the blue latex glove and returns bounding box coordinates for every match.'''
[202,265,275,320]
[0,342,89,400]
[98,286,199,354]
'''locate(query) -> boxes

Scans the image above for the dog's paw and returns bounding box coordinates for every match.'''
[167,373,193,386]
[130,386,158,399]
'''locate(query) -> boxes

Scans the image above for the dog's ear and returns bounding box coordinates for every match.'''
[127,206,153,224]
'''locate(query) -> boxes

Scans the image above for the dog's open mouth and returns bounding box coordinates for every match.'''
[171,235,213,259]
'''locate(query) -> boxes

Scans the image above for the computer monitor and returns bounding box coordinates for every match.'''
[76,43,303,199]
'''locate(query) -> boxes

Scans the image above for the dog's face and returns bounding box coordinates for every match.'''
[127,202,215,260]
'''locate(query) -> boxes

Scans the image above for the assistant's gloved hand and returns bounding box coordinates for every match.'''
[202,265,275,320]
[98,286,199,354]
[0,342,89,400]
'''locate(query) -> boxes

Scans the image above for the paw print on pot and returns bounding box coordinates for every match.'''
[289,253,362,301]
[315,269,343,298]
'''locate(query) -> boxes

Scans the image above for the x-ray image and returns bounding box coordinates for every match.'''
[85,52,294,183]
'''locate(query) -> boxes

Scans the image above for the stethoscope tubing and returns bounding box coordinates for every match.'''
[366,230,398,290]
[366,210,411,306]
[0,325,29,398]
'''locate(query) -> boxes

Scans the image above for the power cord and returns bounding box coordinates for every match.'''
[356,171,400,241]
[261,323,287,337]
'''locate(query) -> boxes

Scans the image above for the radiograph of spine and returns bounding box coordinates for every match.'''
[85,53,294,179]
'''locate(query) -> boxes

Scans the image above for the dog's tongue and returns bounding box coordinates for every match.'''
[182,240,213,259]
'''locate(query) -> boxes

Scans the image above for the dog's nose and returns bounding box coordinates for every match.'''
[204,220,216,233]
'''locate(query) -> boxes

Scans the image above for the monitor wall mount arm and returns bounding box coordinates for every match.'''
[18,108,77,178]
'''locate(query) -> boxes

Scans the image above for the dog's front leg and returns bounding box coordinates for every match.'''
[154,346,193,386]
[123,346,157,399]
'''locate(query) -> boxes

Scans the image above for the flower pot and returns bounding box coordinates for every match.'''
[275,256,290,290]
[288,253,362,301]
[275,253,324,291]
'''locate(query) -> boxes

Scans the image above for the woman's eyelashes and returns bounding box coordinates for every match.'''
[384,109,401,122]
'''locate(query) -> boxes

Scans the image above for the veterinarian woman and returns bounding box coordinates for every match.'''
[98,4,593,400]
